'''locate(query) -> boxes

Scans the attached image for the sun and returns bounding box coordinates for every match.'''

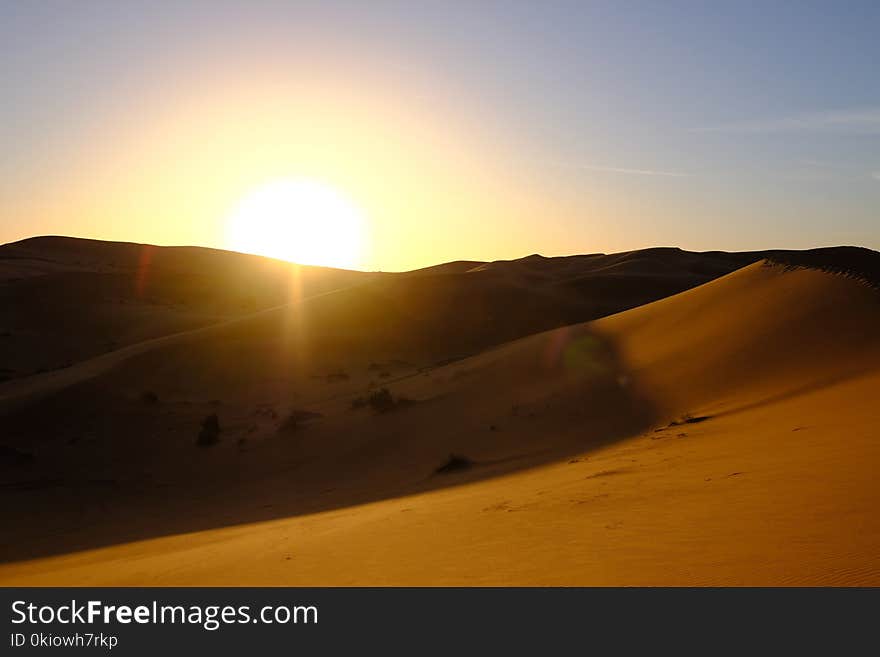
[225,178,366,269]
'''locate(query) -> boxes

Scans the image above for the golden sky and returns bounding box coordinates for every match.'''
[2,3,878,270]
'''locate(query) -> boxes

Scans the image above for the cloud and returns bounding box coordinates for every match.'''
[697,108,880,135]
[871,171,880,181]
[580,164,688,177]
[799,159,841,168]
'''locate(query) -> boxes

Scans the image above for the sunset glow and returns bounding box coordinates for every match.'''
[1,3,878,268]
[225,179,366,269]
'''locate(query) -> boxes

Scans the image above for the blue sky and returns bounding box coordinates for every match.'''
[1,1,878,267]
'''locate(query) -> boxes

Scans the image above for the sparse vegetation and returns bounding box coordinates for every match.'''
[278,409,323,433]
[254,405,278,420]
[352,388,415,413]
[197,413,221,446]
[368,388,396,413]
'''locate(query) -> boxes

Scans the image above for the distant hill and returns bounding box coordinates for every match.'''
[0,236,376,379]
[4,236,874,382]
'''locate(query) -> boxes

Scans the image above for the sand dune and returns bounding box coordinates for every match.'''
[0,236,375,381]
[0,237,765,383]
[1,242,879,585]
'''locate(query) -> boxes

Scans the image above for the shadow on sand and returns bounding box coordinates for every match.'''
[0,324,660,566]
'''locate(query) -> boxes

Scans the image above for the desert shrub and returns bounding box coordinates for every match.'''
[197,413,221,446]
[278,409,323,433]
[368,388,396,413]
[140,390,159,404]
[255,405,277,419]
[326,370,350,383]
[362,388,416,413]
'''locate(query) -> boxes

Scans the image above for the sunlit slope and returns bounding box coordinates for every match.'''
[3,258,879,585]
[595,257,880,414]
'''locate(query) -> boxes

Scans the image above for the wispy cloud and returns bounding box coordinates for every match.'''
[697,108,880,135]
[580,164,688,177]
[798,158,841,169]
[871,171,880,181]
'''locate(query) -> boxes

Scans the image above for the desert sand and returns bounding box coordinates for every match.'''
[1,238,879,585]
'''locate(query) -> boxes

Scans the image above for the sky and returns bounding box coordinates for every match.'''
[1,0,878,271]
